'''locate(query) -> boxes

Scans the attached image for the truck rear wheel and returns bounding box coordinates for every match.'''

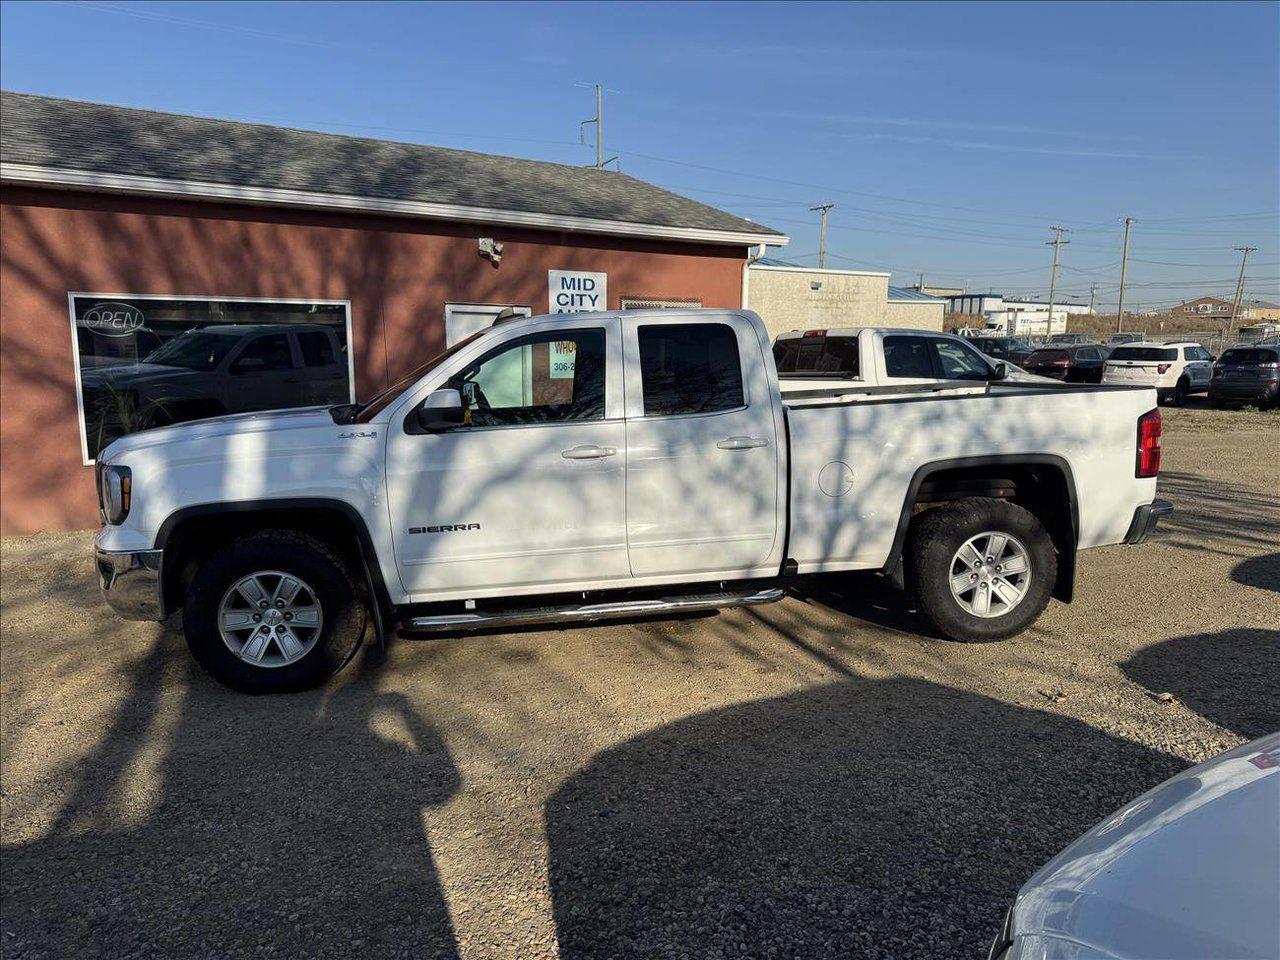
[182,530,367,692]
[906,498,1056,642]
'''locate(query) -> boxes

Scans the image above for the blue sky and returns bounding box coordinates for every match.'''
[3,0,1277,309]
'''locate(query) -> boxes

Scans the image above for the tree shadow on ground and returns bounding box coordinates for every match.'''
[545,677,1182,960]
[1,630,463,960]
[1123,629,1280,740]
[791,572,942,639]
[1231,553,1280,593]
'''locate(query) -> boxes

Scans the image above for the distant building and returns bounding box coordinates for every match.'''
[945,293,1090,336]
[746,260,945,337]
[905,283,967,298]
[1172,295,1280,322]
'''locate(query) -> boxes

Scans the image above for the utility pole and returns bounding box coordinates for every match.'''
[578,83,617,169]
[918,271,925,291]
[1116,217,1135,334]
[1088,282,1098,314]
[1045,226,1069,333]
[810,203,835,269]
[1229,245,1257,326]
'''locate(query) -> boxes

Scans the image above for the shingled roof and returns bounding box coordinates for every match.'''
[0,91,786,246]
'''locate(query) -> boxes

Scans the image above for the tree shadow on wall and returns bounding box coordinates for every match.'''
[545,677,1183,960]
[0,631,464,959]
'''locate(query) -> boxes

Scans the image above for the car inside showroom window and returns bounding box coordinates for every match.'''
[70,295,352,462]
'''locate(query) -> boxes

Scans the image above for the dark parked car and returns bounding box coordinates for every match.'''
[1022,344,1108,382]
[80,322,350,457]
[970,336,1035,366]
[1209,344,1280,408]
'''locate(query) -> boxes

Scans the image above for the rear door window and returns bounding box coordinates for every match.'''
[773,336,859,378]
[639,323,744,416]
[883,336,936,378]
[297,330,336,367]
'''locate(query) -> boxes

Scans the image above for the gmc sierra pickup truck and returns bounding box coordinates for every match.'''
[95,308,1172,692]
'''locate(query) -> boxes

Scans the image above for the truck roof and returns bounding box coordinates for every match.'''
[774,327,954,339]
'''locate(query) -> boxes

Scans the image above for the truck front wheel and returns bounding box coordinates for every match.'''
[182,530,367,692]
[906,498,1056,642]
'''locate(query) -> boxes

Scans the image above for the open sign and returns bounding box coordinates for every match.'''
[80,302,145,338]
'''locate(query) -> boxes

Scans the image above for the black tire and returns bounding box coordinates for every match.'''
[906,498,1057,643]
[1171,377,1189,407]
[183,530,367,693]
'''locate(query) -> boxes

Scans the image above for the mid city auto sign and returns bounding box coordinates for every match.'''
[548,270,607,313]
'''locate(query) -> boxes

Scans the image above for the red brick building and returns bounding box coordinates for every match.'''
[0,93,786,533]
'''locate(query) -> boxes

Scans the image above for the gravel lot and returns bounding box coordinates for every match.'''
[2,404,1277,960]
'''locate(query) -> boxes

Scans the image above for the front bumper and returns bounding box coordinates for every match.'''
[1123,499,1173,545]
[96,548,165,621]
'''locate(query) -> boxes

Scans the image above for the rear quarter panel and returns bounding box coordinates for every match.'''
[786,386,1158,572]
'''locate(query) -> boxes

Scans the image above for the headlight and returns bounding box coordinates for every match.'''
[98,464,132,524]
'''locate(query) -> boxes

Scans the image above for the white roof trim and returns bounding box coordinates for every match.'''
[749,263,890,278]
[0,162,789,247]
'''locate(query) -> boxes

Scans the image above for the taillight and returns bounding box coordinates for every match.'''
[1054,357,1070,366]
[802,329,827,339]
[1156,363,1171,374]
[1136,408,1162,478]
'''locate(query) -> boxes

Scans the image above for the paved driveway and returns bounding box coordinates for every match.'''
[2,407,1277,959]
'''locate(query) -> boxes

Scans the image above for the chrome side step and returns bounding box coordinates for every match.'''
[401,587,785,633]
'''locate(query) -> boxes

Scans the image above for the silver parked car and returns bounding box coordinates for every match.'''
[991,731,1280,959]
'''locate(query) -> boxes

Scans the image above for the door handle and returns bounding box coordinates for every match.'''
[716,436,770,450]
[561,444,617,460]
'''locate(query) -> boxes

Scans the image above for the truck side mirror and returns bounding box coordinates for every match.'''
[990,361,1008,381]
[411,388,465,433]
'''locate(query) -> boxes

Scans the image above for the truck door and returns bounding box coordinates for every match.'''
[622,314,785,580]
[385,317,630,598]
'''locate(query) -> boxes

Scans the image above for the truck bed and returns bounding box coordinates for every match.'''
[783,381,1158,574]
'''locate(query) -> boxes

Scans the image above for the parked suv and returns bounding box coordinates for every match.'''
[1022,344,1107,382]
[80,323,350,455]
[1209,344,1280,408]
[969,336,1035,367]
[1102,341,1213,406]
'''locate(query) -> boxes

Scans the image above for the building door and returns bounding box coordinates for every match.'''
[443,303,531,347]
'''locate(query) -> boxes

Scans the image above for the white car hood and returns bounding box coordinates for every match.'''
[1010,732,1280,959]
[98,406,338,462]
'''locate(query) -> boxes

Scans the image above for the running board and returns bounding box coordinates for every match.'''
[401,587,785,633]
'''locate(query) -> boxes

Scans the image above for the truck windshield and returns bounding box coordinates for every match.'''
[144,331,240,371]
[354,330,485,422]
[1108,346,1178,361]
[772,336,859,378]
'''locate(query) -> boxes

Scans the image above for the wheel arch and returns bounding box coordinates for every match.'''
[155,498,392,627]
[882,454,1078,602]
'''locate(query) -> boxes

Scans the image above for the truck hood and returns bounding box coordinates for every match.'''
[99,406,337,462]
[1010,732,1280,959]
[81,362,201,390]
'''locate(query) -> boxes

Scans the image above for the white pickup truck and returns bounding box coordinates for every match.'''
[95,308,1172,692]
